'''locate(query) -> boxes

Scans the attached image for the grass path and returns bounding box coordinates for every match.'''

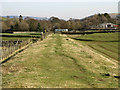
[2,34,118,88]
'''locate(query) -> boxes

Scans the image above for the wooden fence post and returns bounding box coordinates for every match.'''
[41,33,43,40]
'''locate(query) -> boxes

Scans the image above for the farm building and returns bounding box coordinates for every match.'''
[91,23,118,29]
[99,23,115,29]
[55,29,68,32]
[113,25,119,29]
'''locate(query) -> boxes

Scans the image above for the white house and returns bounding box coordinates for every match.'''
[99,23,115,29]
[55,29,68,32]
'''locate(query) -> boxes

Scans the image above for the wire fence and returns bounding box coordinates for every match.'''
[0,31,53,63]
[1,39,31,61]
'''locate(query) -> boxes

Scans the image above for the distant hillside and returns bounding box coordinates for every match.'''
[2,16,48,20]
[79,13,118,22]
[80,15,94,21]
[109,13,118,19]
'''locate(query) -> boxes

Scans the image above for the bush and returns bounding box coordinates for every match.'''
[2,22,9,32]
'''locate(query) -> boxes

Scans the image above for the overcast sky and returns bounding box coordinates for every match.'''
[1,0,119,20]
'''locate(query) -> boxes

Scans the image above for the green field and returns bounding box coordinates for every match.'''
[1,37,30,41]
[69,32,119,60]
[2,34,118,88]
[0,33,41,41]
[1,33,41,36]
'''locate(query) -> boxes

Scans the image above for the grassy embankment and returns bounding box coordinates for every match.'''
[2,34,118,88]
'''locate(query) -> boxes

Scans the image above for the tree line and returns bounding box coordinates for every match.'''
[1,13,119,32]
